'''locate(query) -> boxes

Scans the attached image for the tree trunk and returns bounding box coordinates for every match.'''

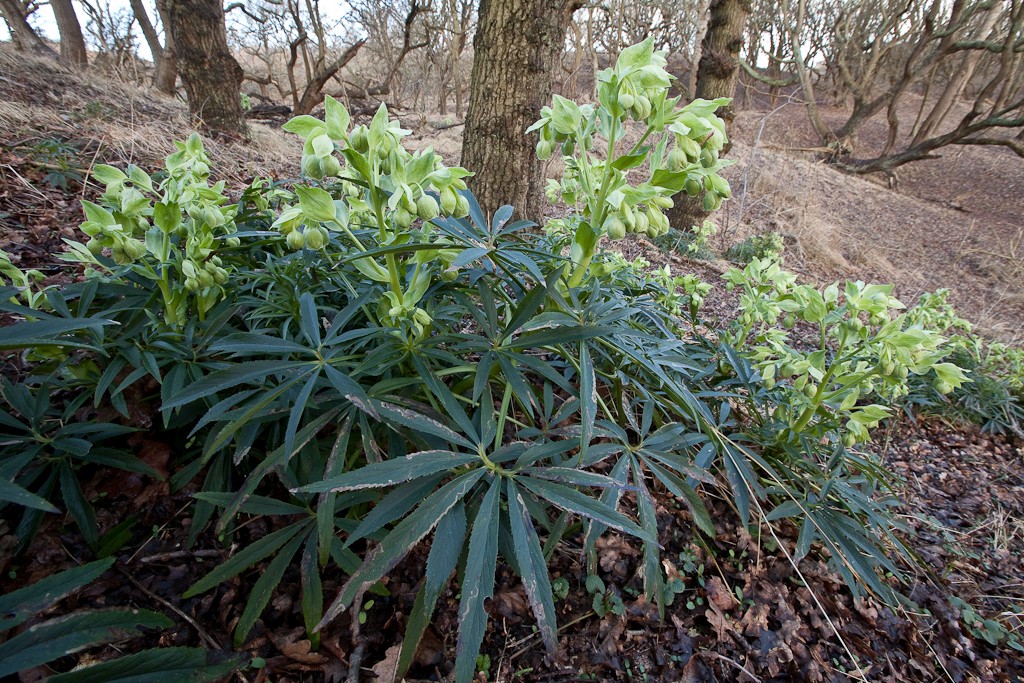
[129,0,177,94]
[667,0,750,232]
[165,0,245,136]
[461,0,580,221]
[0,0,57,56]
[51,0,87,66]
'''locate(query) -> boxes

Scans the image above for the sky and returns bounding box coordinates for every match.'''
[0,1,350,61]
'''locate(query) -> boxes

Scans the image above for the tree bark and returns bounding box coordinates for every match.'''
[461,0,581,221]
[0,0,57,57]
[667,0,750,231]
[165,0,245,136]
[51,0,87,66]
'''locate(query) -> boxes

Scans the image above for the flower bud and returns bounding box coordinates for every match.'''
[304,226,327,250]
[617,92,635,111]
[124,239,146,260]
[395,207,415,229]
[667,147,687,172]
[350,126,369,154]
[320,155,342,177]
[711,174,731,199]
[302,154,324,179]
[536,139,554,161]
[416,194,440,220]
[454,194,470,218]
[604,215,626,240]
[634,210,649,235]
[440,266,459,282]
[700,148,716,169]
[286,229,306,251]
[684,178,701,197]
[440,187,458,214]
[86,238,104,255]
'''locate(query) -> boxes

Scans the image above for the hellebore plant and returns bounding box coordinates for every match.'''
[279,97,473,337]
[65,134,240,328]
[529,37,733,287]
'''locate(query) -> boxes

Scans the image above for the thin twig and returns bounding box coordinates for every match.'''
[115,565,224,651]
[704,651,762,682]
[346,589,367,683]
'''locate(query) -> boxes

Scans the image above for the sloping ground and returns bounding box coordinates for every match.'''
[0,45,296,276]
[724,104,1024,339]
[1,47,1023,682]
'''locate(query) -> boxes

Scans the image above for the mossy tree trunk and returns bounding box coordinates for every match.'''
[165,0,245,136]
[461,0,580,221]
[667,0,750,231]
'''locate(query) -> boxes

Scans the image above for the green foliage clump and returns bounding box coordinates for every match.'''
[726,230,784,264]
[653,220,718,261]
[902,289,1024,435]
[0,38,978,683]
[721,256,967,596]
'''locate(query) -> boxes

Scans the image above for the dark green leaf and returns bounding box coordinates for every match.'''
[184,523,307,598]
[454,476,501,683]
[295,450,476,494]
[47,647,244,683]
[0,609,172,678]
[520,477,655,543]
[233,531,305,647]
[0,478,58,513]
[319,469,486,629]
[506,480,558,653]
[0,558,113,631]
[397,502,467,679]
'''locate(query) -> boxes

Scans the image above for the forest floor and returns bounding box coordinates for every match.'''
[1,46,1023,682]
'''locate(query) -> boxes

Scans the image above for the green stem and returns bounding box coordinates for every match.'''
[372,196,404,299]
[566,113,622,289]
[626,125,654,156]
[791,334,847,434]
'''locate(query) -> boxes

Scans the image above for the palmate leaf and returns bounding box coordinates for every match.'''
[0,477,58,513]
[163,361,309,411]
[184,522,309,598]
[346,474,444,546]
[632,459,665,616]
[454,476,501,683]
[0,609,173,678]
[319,468,486,629]
[233,530,306,647]
[46,646,244,683]
[371,400,476,449]
[0,317,113,351]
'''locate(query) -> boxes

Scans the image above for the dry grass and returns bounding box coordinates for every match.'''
[0,44,298,184]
